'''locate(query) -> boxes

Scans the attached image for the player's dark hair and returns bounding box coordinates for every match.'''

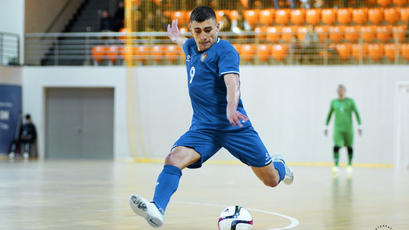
[25,114,31,120]
[190,6,216,23]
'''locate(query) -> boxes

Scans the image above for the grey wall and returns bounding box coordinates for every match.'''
[25,0,84,33]
[0,66,22,85]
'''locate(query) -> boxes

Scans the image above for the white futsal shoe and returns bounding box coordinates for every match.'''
[8,152,15,159]
[332,166,339,175]
[129,194,164,228]
[272,154,294,185]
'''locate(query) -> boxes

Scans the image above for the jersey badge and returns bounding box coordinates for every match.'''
[200,53,208,62]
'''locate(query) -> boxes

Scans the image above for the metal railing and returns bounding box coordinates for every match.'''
[0,32,20,66]
[25,30,409,66]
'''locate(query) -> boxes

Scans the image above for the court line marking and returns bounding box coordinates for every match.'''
[175,201,299,230]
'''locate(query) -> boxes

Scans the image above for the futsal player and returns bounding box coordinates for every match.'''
[129,6,294,228]
[325,84,362,174]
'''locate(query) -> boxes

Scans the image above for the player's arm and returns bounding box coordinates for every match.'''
[167,20,187,47]
[352,99,362,135]
[224,74,248,127]
[324,101,334,136]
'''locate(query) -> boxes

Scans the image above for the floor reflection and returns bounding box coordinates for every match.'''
[329,175,353,229]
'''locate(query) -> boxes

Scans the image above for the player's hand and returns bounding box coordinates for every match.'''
[167,19,181,43]
[227,106,248,127]
[358,128,362,136]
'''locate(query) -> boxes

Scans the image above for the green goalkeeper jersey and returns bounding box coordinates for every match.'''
[326,98,361,131]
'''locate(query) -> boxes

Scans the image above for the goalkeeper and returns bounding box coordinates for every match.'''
[325,84,362,174]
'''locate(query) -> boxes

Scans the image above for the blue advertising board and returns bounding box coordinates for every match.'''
[0,84,22,155]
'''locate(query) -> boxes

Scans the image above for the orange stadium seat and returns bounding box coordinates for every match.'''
[337,8,352,25]
[276,9,290,25]
[92,46,105,63]
[352,43,369,62]
[266,26,282,42]
[244,10,259,27]
[240,44,256,62]
[329,26,345,42]
[272,44,288,62]
[400,8,409,22]
[384,43,399,62]
[229,10,239,21]
[315,25,329,42]
[336,43,352,61]
[241,0,249,8]
[133,45,150,63]
[377,0,392,7]
[281,26,297,42]
[216,10,229,21]
[166,45,179,63]
[105,46,118,63]
[393,25,407,42]
[393,0,407,6]
[368,8,384,25]
[376,25,393,42]
[172,11,188,25]
[344,26,360,42]
[260,9,275,26]
[255,27,267,40]
[232,44,242,54]
[119,28,128,43]
[179,27,189,34]
[297,26,308,40]
[163,11,171,18]
[361,26,377,42]
[321,9,336,25]
[401,43,409,61]
[352,8,368,25]
[291,9,305,25]
[384,8,400,25]
[306,9,321,25]
[368,43,384,62]
[257,44,272,62]
[367,0,378,5]
[152,0,161,5]
[186,11,192,20]
[150,45,165,63]
[119,45,132,62]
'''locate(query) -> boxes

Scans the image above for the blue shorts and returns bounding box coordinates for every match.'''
[172,126,272,169]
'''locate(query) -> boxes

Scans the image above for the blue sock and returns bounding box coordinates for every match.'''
[152,165,182,213]
[273,162,286,182]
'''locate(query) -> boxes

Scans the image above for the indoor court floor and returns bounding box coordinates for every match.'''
[0,160,408,230]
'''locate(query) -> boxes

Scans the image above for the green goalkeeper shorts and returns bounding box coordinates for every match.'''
[333,129,354,147]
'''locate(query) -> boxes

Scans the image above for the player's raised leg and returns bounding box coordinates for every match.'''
[222,129,294,187]
[129,147,200,228]
[251,155,294,187]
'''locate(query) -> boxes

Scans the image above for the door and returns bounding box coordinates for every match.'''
[46,88,114,159]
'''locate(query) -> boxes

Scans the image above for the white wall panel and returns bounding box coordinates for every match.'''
[23,66,409,164]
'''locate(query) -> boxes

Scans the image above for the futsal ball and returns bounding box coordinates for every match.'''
[218,205,253,230]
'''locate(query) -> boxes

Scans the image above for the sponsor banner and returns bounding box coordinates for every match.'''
[0,84,22,154]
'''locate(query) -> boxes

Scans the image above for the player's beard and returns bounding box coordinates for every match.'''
[199,36,218,51]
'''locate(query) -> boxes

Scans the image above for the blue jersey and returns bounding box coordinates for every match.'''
[183,38,251,131]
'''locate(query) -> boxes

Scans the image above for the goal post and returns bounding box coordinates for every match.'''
[394,82,409,170]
